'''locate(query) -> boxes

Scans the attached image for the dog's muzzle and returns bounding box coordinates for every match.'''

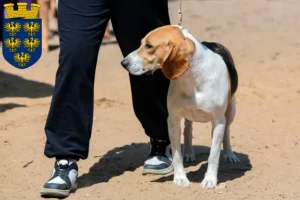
[120,56,152,76]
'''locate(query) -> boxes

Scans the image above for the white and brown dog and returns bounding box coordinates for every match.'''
[121,25,240,189]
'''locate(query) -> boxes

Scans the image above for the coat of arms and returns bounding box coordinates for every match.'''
[2,2,42,69]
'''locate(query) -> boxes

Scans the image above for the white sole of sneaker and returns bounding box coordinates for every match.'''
[142,163,174,175]
[40,183,77,198]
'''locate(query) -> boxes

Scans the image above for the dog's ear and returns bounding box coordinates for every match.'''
[185,38,195,56]
[161,38,194,80]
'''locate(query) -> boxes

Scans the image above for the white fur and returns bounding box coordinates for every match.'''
[124,25,239,189]
[124,50,147,75]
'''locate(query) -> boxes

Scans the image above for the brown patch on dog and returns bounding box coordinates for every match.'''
[185,38,196,58]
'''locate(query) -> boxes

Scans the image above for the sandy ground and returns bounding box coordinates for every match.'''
[1,0,300,199]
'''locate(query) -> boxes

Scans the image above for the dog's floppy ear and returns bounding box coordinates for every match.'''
[161,38,194,80]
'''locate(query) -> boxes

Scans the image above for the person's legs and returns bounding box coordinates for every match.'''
[50,0,56,16]
[0,1,4,43]
[111,0,172,174]
[104,23,112,39]
[41,0,110,197]
[102,21,116,44]
[37,0,50,51]
[50,0,57,29]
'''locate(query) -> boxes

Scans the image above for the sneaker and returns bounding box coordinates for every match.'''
[142,139,173,175]
[40,159,78,198]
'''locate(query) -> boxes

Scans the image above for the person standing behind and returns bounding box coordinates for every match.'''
[0,1,5,44]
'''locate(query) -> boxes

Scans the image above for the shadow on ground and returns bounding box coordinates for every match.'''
[0,71,54,98]
[101,40,118,45]
[78,143,251,189]
[152,145,252,185]
[48,44,60,52]
[0,103,26,113]
[78,143,148,189]
[42,40,117,51]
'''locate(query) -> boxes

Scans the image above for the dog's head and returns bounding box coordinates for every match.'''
[121,25,195,80]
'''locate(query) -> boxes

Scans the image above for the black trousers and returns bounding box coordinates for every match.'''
[44,0,171,160]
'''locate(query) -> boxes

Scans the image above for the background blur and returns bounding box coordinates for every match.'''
[0,0,300,199]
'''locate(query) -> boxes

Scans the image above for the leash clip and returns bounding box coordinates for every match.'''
[177,0,183,26]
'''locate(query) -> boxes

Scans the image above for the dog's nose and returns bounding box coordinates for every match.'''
[121,59,129,69]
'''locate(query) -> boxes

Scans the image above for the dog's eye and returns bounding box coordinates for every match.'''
[145,43,153,49]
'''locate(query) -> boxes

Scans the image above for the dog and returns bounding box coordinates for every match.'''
[121,25,240,189]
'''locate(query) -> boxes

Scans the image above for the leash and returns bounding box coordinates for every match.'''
[177,0,183,26]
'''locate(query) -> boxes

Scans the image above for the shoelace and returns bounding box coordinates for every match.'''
[55,164,69,178]
[49,164,72,187]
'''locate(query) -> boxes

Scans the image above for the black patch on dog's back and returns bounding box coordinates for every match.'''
[201,41,238,97]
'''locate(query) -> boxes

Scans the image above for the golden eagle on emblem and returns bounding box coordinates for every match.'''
[24,37,40,52]
[4,37,21,52]
[14,52,31,67]
[4,22,21,36]
[23,22,40,36]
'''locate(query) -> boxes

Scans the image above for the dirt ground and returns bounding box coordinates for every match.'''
[1,0,300,199]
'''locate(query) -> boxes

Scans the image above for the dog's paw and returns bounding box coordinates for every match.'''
[200,175,217,189]
[183,151,196,163]
[173,175,191,187]
[224,152,240,163]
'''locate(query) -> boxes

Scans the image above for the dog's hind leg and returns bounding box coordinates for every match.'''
[223,96,240,163]
[183,119,196,163]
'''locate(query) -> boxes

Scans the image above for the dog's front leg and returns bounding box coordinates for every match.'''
[201,116,226,189]
[168,115,191,187]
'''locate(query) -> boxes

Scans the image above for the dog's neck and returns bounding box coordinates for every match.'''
[175,27,210,95]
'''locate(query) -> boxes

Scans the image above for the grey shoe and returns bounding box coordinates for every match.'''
[142,139,173,175]
[40,159,78,198]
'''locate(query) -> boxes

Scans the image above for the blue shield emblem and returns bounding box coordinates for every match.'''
[2,18,42,69]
